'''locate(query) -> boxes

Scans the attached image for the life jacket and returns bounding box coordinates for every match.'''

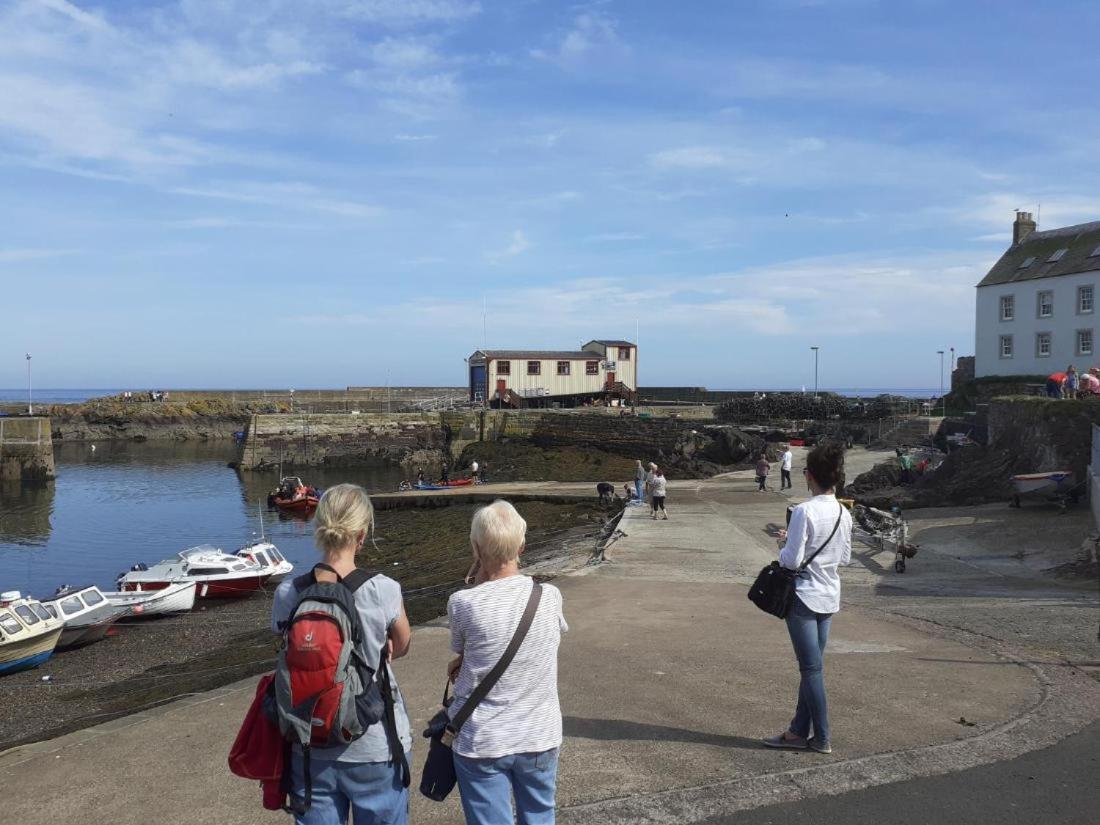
[272,564,410,814]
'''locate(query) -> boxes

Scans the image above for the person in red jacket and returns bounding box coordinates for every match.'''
[1046,371,1067,399]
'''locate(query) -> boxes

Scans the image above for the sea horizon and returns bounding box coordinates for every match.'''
[0,386,944,405]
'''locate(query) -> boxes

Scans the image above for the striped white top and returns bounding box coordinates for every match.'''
[650,475,668,497]
[447,575,567,759]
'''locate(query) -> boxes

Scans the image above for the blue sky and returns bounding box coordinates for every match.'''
[2,0,1099,391]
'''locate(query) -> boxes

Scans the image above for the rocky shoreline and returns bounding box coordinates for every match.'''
[0,499,613,751]
[44,398,289,442]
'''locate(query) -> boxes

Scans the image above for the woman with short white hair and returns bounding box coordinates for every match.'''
[445,500,568,825]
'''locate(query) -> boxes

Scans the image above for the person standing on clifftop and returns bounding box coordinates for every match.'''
[1066,365,1079,398]
[756,453,771,492]
[780,445,793,490]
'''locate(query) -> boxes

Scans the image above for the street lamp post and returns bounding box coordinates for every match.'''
[25,353,32,415]
[810,347,820,400]
[937,350,945,416]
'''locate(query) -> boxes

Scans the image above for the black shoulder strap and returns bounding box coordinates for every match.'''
[798,505,845,573]
[292,563,341,593]
[449,580,543,733]
[341,569,375,593]
[377,644,411,788]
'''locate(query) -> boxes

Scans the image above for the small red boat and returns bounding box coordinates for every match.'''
[267,476,321,512]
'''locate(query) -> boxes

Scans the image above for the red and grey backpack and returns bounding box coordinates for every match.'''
[273,563,410,813]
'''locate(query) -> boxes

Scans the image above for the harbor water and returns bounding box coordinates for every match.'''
[0,441,406,597]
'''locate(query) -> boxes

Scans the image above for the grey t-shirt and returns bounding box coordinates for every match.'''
[271,572,412,762]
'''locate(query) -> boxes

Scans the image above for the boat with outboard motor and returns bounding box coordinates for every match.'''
[117,545,270,599]
[101,580,197,618]
[0,591,64,675]
[234,540,293,583]
[267,476,321,512]
[41,585,129,649]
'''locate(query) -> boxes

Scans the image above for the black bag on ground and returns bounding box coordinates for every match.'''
[748,506,843,619]
[419,581,543,802]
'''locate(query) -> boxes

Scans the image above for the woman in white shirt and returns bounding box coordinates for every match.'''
[446,500,568,825]
[763,442,852,755]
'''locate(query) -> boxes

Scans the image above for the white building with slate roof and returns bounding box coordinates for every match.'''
[975,211,1100,377]
[467,340,637,407]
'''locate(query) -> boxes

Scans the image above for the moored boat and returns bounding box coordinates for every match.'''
[102,581,198,618]
[0,591,64,675]
[117,545,270,599]
[235,540,294,583]
[267,476,321,512]
[414,478,476,490]
[41,585,130,649]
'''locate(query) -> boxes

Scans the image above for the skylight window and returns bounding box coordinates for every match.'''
[1047,248,1068,263]
[1090,245,1100,258]
[1017,256,1035,269]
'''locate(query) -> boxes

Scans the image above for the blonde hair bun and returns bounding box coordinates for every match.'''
[314,484,374,554]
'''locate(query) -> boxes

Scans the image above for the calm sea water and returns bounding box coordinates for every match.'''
[0,442,406,597]
[0,387,943,405]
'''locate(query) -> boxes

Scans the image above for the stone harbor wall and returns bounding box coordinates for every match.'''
[0,417,55,481]
[237,413,451,470]
[236,409,762,475]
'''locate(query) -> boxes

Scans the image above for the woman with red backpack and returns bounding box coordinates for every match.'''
[270,484,413,824]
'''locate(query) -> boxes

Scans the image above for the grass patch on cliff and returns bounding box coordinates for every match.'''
[457,441,638,483]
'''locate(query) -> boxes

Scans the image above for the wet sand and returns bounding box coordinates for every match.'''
[0,499,614,750]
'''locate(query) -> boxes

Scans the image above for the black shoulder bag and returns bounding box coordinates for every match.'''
[748,506,843,619]
[419,580,543,802]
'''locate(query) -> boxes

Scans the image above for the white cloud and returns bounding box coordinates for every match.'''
[0,247,77,263]
[485,229,531,261]
[166,40,323,90]
[649,146,741,171]
[287,250,986,342]
[954,192,1100,232]
[531,10,624,66]
[171,182,383,218]
[589,232,644,242]
[336,0,481,25]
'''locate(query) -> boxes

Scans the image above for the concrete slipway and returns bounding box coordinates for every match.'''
[2,454,1098,824]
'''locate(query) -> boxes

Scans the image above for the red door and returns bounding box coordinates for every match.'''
[496,379,506,399]
[605,371,616,388]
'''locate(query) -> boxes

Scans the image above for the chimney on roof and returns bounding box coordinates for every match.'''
[1013,210,1036,245]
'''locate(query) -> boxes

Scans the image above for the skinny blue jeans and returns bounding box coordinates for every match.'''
[289,753,410,825]
[785,596,833,743]
[454,748,559,825]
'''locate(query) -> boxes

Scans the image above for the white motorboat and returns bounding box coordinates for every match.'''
[235,540,294,584]
[102,581,197,618]
[41,585,129,649]
[0,591,64,674]
[117,545,270,599]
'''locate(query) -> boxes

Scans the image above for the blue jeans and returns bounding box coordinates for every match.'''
[785,596,833,743]
[454,749,559,825]
[635,479,644,502]
[289,753,410,825]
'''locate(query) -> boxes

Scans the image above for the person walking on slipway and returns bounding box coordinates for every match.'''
[780,445,794,490]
